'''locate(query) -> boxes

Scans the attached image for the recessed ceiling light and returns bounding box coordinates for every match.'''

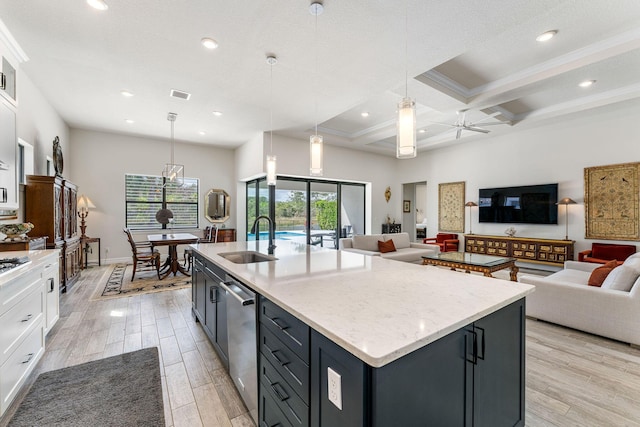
[87,0,108,11]
[579,79,596,88]
[212,111,223,116]
[418,129,426,134]
[125,119,134,124]
[120,90,134,97]
[201,38,219,49]
[198,131,206,135]
[361,112,369,118]
[536,30,557,42]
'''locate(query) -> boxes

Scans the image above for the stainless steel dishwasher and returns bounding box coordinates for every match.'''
[219,275,257,425]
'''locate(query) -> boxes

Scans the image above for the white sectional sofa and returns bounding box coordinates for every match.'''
[339,232,440,263]
[520,253,640,346]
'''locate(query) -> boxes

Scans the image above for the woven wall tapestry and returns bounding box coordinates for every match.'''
[584,162,640,240]
[439,181,465,233]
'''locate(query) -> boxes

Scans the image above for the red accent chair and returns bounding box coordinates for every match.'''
[423,233,459,252]
[578,242,636,266]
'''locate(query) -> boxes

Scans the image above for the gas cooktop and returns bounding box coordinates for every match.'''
[0,256,31,275]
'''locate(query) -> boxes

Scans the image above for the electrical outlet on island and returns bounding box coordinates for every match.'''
[327,367,342,410]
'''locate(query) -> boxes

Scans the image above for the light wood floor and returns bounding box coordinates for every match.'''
[2,265,640,426]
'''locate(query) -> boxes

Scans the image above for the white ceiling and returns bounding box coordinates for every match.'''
[1,0,639,156]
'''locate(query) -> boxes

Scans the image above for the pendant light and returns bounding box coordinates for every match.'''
[162,112,184,186]
[309,1,324,176]
[266,55,277,186]
[396,1,416,159]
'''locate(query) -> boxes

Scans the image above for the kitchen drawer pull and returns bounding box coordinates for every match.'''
[270,382,289,402]
[270,349,289,367]
[48,277,55,293]
[268,316,289,331]
[267,315,303,347]
[0,72,5,90]
[22,353,35,364]
[21,314,33,323]
[209,285,218,303]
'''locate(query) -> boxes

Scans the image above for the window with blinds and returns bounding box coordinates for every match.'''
[125,174,199,229]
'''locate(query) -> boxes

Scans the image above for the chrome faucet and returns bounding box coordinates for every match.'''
[250,215,276,254]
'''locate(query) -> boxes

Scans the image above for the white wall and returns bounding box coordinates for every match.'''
[235,133,400,235]
[395,99,640,255]
[16,73,69,177]
[68,129,235,262]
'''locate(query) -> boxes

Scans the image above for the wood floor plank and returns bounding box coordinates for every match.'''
[193,382,233,427]
[6,265,640,427]
[165,362,196,410]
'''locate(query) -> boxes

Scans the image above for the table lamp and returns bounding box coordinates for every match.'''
[77,194,96,239]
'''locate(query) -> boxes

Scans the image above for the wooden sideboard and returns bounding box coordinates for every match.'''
[216,228,236,242]
[464,234,574,266]
[0,236,47,252]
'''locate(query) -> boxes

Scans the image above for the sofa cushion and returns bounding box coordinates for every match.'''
[385,232,410,249]
[378,239,396,253]
[623,256,640,274]
[380,247,429,262]
[352,234,383,252]
[544,268,592,286]
[591,243,636,261]
[601,265,640,292]
[588,260,618,287]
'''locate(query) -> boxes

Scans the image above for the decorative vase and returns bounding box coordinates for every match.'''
[0,223,34,241]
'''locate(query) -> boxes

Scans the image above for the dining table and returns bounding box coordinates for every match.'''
[148,232,199,279]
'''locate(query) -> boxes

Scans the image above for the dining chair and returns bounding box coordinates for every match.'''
[183,225,219,270]
[123,228,161,280]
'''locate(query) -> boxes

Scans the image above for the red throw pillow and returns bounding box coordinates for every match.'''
[588,259,618,287]
[378,239,396,253]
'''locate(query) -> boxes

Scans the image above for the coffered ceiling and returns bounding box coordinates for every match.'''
[1,0,639,156]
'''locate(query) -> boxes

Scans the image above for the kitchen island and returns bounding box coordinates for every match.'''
[191,240,534,427]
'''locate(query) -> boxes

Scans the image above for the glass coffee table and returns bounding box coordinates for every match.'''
[422,252,519,281]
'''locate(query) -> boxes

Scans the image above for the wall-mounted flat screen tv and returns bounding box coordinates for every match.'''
[478,183,558,224]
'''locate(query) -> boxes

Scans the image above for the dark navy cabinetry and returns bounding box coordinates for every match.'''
[192,254,229,369]
[310,298,525,427]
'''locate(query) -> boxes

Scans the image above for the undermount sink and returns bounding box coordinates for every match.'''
[218,251,277,264]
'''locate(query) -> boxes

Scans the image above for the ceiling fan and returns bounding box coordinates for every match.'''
[432,110,507,139]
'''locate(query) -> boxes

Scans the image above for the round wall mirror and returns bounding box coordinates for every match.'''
[205,189,230,223]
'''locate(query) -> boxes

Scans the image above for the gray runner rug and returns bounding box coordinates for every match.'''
[8,347,164,427]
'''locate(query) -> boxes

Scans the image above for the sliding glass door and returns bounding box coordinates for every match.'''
[246,177,365,249]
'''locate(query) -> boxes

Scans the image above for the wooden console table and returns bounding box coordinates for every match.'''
[464,234,574,266]
[80,237,101,269]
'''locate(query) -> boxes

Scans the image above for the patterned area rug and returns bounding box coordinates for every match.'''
[91,263,191,300]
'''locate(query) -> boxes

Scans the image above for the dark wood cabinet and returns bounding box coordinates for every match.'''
[25,175,81,292]
[465,234,574,266]
[216,228,236,242]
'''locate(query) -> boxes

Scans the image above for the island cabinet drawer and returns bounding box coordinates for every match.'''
[260,327,310,404]
[260,383,294,427]
[0,286,43,365]
[260,354,309,426]
[259,296,309,363]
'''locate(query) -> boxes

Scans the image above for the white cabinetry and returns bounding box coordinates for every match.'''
[0,250,59,416]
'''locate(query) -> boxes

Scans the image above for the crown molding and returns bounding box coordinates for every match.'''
[0,18,29,63]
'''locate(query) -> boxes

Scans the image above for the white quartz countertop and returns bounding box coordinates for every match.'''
[193,240,534,367]
[0,249,59,287]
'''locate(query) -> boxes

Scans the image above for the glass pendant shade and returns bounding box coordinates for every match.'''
[397,97,417,159]
[163,163,184,185]
[163,112,184,186]
[266,155,277,186]
[309,134,323,176]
